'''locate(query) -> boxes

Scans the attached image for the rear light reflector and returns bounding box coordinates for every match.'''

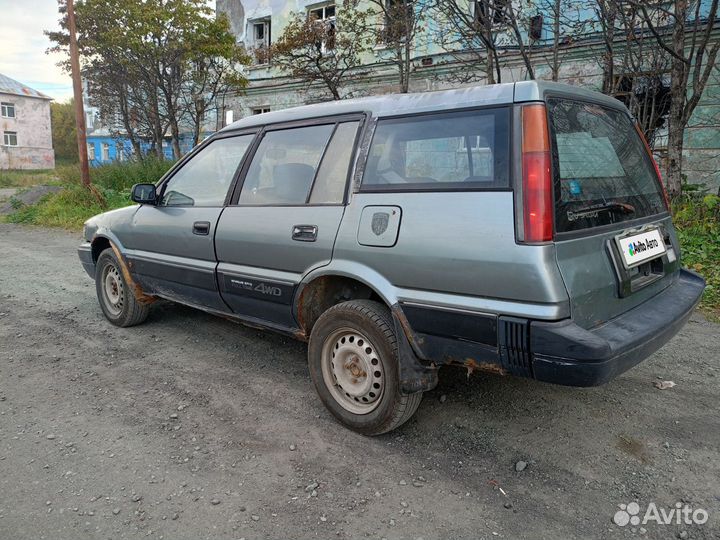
[522,105,553,243]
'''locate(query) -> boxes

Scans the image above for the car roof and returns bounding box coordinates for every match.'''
[221,81,628,133]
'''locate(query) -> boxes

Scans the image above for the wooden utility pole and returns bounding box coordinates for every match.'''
[66,0,94,194]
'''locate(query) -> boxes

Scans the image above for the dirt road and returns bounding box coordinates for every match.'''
[0,223,718,540]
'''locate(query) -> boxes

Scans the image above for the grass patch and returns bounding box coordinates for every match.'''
[7,184,132,229]
[673,194,720,316]
[4,157,174,229]
[0,157,173,190]
[0,169,60,188]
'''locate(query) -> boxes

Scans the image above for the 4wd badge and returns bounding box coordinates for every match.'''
[371,212,389,236]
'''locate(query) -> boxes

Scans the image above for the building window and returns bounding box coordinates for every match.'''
[252,107,271,115]
[3,131,18,146]
[87,143,96,161]
[1,102,15,118]
[384,0,413,43]
[116,142,125,161]
[612,72,671,150]
[309,4,336,53]
[101,143,110,161]
[251,18,271,64]
[472,0,509,27]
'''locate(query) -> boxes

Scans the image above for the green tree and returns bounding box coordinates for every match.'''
[47,0,249,159]
[50,99,78,162]
[183,14,250,144]
[271,4,371,100]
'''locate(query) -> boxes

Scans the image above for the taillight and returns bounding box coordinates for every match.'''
[634,123,670,211]
[521,104,553,243]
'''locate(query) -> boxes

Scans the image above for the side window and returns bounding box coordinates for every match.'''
[161,135,254,207]
[310,121,359,204]
[362,108,509,191]
[238,124,335,205]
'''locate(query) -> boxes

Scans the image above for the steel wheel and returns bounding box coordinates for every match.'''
[101,262,125,317]
[320,327,385,415]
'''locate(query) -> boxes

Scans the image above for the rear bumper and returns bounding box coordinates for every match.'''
[530,269,705,386]
[397,269,704,390]
[78,242,95,278]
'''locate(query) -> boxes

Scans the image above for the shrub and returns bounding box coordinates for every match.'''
[90,157,175,191]
[673,195,720,314]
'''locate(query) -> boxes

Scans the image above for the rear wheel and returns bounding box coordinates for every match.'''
[95,248,150,327]
[308,300,422,435]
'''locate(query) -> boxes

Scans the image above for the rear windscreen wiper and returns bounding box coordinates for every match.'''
[567,201,635,221]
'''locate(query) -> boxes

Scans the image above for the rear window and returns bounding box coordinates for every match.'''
[361,108,509,191]
[547,98,666,234]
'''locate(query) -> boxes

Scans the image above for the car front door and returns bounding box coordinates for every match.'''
[215,117,363,330]
[123,133,256,311]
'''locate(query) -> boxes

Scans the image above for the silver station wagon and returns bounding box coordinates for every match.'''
[78,81,705,435]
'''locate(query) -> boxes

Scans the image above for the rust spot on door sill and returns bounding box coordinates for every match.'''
[463,358,506,377]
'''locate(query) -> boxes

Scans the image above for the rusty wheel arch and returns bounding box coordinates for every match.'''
[294,275,383,340]
[295,275,439,394]
[92,237,156,306]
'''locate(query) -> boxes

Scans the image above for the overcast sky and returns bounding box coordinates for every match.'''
[0,0,73,101]
[0,0,216,103]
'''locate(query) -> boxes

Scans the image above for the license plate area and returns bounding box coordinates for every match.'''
[615,228,667,268]
[627,257,664,291]
[606,225,675,298]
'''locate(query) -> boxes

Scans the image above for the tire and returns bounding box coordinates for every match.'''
[95,248,150,327]
[308,300,423,435]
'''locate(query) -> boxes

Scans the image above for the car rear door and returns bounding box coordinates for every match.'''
[545,97,678,329]
[123,133,256,311]
[214,116,363,330]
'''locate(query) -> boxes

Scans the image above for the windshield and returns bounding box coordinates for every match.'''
[547,98,666,234]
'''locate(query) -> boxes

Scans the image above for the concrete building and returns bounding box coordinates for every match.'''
[0,73,54,170]
[217,0,720,189]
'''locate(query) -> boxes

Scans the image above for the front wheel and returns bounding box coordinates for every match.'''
[308,300,423,435]
[95,248,150,327]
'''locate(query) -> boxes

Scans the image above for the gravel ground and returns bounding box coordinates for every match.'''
[0,222,718,540]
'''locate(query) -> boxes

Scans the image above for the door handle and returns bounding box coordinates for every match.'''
[292,225,318,242]
[192,221,211,236]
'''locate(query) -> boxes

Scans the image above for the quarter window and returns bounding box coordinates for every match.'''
[362,108,509,190]
[238,124,335,205]
[3,131,18,146]
[161,135,254,207]
[1,102,15,118]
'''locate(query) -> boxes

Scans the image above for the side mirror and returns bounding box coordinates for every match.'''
[131,183,158,205]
